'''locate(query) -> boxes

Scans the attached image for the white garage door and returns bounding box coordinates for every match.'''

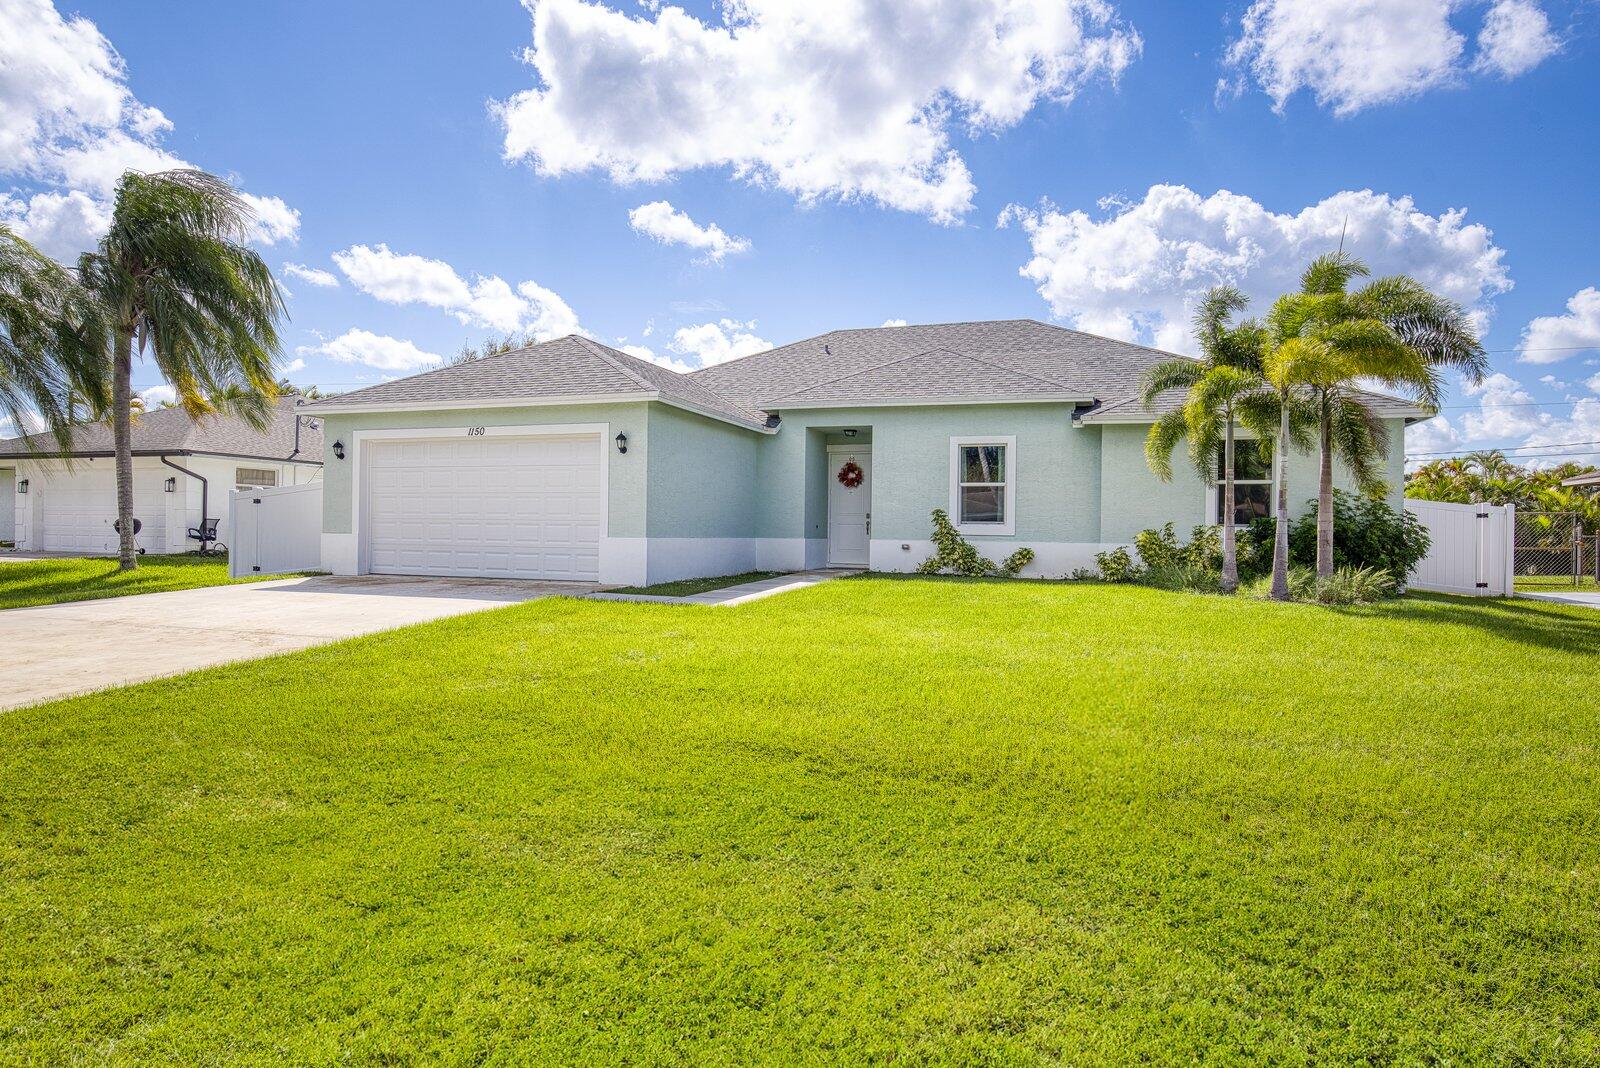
[364,435,602,581]
[39,467,167,553]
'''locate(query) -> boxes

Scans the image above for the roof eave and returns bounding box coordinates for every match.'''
[759,392,1093,411]
[1,448,323,463]
[303,390,771,433]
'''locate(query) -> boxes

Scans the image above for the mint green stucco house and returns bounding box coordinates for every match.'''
[301,320,1419,586]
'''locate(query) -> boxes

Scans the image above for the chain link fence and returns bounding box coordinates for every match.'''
[1514,510,1599,589]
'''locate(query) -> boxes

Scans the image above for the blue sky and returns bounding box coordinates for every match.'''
[3,0,1598,465]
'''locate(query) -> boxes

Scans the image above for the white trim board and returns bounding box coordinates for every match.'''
[306,393,773,434]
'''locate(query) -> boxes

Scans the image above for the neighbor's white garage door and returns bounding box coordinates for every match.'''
[39,466,167,553]
[364,435,601,580]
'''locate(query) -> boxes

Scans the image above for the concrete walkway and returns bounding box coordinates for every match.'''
[585,568,858,607]
[1518,589,1600,608]
[0,574,592,711]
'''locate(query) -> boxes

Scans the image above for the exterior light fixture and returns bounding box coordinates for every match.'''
[332,440,345,460]
[16,479,27,494]
[842,428,858,437]
[164,477,176,493]
[615,432,628,454]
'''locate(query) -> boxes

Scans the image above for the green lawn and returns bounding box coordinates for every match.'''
[0,554,309,610]
[1516,573,1598,591]
[611,570,780,597]
[3,579,1597,1063]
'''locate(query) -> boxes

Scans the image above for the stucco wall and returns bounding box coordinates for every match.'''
[1098,417,1411,545]
[646,404,760,538]
[318,402,651,537]
[757,404,1097,544]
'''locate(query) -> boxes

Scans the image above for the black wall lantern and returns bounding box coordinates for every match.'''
[614,432,628,454]
[164,477,176,493]
[332,440,346,460]
[16,479,27,494]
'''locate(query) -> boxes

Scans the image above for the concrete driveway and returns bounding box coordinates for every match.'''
[0,575,593,711]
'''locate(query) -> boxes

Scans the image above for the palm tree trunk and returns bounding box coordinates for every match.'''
[1270,397,1291,601]
[1316,396,1334,579]
[1221,419,1238,594]
[113,328,138,572]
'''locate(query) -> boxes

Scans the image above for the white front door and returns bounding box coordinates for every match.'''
[827,449,871,567]
[364,435,602,580]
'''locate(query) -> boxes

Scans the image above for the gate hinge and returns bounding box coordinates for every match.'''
[252,565,261,572]
[253,498,262,504]
[1476,512,1489,518]
[1475,582,1488,588]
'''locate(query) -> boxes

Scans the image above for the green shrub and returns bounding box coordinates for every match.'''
[1237,517,1277,582]
[918,510,1035,578]
[999,547,1036,577]
[1093,546,1140,583]
[1132,523,1182,571]
[1142,562,1224,594]
[1288,491,1431,580]
[1068,567,1102,582]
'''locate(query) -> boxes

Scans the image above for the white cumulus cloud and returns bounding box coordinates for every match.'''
[668,318,773,368]
[1001,185,1511,354]
[0,0,296,257]
[1474,0,1560,77]
[494,0,1141,223]
[332,244,581,338]
[1518,287,1600,365]
[282,262,340,288]
[627,200,750,263]
[297,329,443,372]
[1224,0,1558,115]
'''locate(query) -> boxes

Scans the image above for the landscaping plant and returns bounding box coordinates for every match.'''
[1287,490,1431,582]
[1139,285,1277,593]
[918,509,1034,577]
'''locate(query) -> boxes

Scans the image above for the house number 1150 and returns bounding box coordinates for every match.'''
[465,426,486,436]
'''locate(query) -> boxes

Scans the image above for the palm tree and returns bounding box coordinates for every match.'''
[1292,254,1483,577]
[1141,286,1275,592]
[1259,296,1333,601]
[77,170,285,570]
[1,226,107,449]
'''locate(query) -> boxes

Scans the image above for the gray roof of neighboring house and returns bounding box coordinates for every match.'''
[301,335,771,430]
[0,396,324,461]
[1562,470,1600,487]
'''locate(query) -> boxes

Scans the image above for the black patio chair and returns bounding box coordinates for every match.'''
[188,517,225,556]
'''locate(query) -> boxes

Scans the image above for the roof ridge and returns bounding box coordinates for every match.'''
[568,335,660,393]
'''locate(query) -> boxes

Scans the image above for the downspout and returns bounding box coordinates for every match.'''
[159,455,210,549]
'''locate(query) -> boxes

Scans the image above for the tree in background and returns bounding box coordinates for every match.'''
[77,171,285,570]
[1140,286,1277,592]
[1408,451,1600,533]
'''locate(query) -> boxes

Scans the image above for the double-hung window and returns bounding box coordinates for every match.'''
[1216,439,1271,525]
[949,436,1016,536]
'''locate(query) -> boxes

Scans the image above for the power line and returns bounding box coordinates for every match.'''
[1408,437,1600,456]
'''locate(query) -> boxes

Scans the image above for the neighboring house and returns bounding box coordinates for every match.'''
[0,397,322,555]
[302,321,1423,585]
[1561,471,1600,488]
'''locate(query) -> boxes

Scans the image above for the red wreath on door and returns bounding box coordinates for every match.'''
[837,460,864,488]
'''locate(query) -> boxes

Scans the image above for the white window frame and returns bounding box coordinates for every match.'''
[949,435,1016,537]
[1206,430,1277,525]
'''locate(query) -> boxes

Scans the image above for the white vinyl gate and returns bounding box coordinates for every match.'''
[1405,499,1515,596]
[229,482,323,578]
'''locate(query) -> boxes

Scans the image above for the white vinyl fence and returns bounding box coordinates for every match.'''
[1405,499,1514,597]
[228,482,323,579]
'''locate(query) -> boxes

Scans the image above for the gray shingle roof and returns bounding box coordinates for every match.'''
[0,396,324,461]
[294,320,1427,429]
[690,319,1170,409]
[301,335,770,430]
[761,347,1087,407]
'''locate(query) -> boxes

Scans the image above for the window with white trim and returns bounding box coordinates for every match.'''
[1216,439,1271,525]
[949,436,1016,535]
[236,467,278,489]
